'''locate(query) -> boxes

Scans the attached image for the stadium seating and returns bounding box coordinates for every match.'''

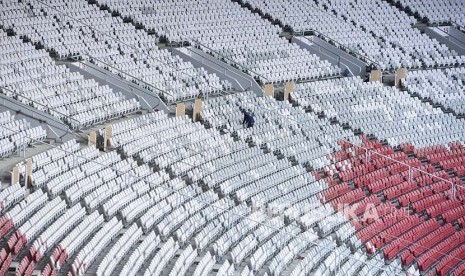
[318,0,465,69]
[0,0,464,275]
[98,0,341,83]
[403,68,465,115]
[293,77,465,147]
[0,0,230,102]
[0,32,139,129]
[397,0,465,26]
[0,111,46,158]
[245,0,465,70]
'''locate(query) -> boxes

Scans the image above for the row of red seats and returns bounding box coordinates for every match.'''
[413,144,448,159]
[322,184,352,201]
[426,200,462,218]
[398,186,434,207]
[377,215,424,248]
[415,169,449,186]
[332,188,366,206]
[359,136,384,149]
[412,193,448,212]
[383,181,416,200]
[29,245,41,264]
[331,150,351,162]
[453,261,465,276]
[383,219,440,261]
[442,205,465,223]
[367,174,404,194]
[417,230,465,271]
[385,161,413,175]
[336,195,382,223]
[439,156,465,171]
[7,230,26,255]
[41,264,57,276]
[371,152,408,168]
[368,215,423,252]
[0,248,13,276]
[401,224,456,266]
[356,206,408,244]
[448,142,464,151]
[458,217,465,228]
[399,142,415,153]
[424,148,465,163]
[50,244,67,269]
[351,166,386,188]
[17,256,34,276]
[454,165,465,176]
[429,181,453,194]
[435,243,465,276]
[340,163,375,183]
[312,171,322,181]
[0,215,14,238]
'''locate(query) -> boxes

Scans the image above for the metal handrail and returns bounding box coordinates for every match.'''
[191,39,270,83]
[0,86,82,130]
[294,29,381,70]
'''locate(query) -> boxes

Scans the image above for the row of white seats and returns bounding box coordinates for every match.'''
[201,91,361,169]
[249,223,300,272]
[397,0,465,26]
[175,197,235,246]
[245,0,465,70]
[119,231,160,276]
[96,223,143,276]
[72,217,123,275]
[293,77,465,147]
[0,111,47,159]
[99,0,341,83]
[0,0,230,102]
[30,204,85,265]
[0,183,24,212]
[143,237,179,276]
[169,244,197,276]
[0,31,140,128]
[403,67,465,114]
[319,0,465,68]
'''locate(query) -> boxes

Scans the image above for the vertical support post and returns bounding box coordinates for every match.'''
[192,99,202,122]
[25,159,32,188]
[365,149,371,163]
[263,84,274,97]
[11,165,19,186]
[395,67,407,88]
[88,129,97,147]
[452,184,457,201]
[369,69,381,83]
[176,103,186,117]
[104,124,112,152]
[284,81,294,102]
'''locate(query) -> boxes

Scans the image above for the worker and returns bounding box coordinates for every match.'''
[240,107,255,128]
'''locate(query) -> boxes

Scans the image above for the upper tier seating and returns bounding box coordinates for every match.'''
[0,32,139,129]
[97,0,341,83]
[397,0,465,26]
[0,111,46,158]
[245,0,465,70]
[318,0,465,69]
[293,77,465,147]
[403,67,465,115]
[0,0,230,102]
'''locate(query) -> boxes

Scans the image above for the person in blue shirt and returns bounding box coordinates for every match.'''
[240,107,255,128]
